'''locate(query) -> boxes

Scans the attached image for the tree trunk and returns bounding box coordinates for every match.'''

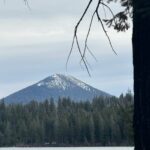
[133,0,150,149]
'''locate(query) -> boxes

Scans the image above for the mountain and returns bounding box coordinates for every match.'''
[4,74,111,104]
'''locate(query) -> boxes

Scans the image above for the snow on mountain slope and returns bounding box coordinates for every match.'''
[4,74,111,104]
[37,74,91,91]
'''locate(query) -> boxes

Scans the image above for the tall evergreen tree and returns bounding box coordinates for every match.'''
[132,0,150,149]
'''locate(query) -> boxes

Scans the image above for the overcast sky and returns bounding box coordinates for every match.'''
[0,0,133,98]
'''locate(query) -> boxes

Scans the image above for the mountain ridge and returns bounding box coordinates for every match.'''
[4,74,111,104]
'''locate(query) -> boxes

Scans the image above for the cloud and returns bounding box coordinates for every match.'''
[0,0,133,98]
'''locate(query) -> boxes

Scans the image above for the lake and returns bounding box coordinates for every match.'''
[0,147,134,150]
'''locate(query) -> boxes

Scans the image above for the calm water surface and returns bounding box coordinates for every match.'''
[0,147,134,150]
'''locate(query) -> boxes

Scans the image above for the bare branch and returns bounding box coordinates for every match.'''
[95,0,117,55]
[75,0,93,32]
[82,11,96,59]
[96,10,117,55]
[75,36,91,76]
[101,2,116,24]
[102,1,107,19]
[87,46,98,62]
[84,57,93,71]
[67,0,118,76]
[66,35,75,69]
[80,57,93,71]
[66,0,93,76]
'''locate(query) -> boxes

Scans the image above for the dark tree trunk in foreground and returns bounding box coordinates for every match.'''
[133,0,150,149]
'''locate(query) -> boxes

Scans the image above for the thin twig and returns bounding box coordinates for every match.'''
[96,8,117,55]
[66,0,93,74]
[87,46,98,62]
[66,35,75,70]
[101,2,117,24]
[85,57,93,71]
[82,11,96,59]
[101,0,107,19]
[80,57,92,71]
[75,36,91,76]
[75,0,93,33]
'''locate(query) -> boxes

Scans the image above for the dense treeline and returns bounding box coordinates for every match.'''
[0,92,133,146]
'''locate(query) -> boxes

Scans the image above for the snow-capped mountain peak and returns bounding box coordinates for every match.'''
[37,74,68,90]
[4,74,111,104]
[37,74,90,91]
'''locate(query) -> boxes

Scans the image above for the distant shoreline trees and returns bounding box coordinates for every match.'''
[0,92,133,147]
